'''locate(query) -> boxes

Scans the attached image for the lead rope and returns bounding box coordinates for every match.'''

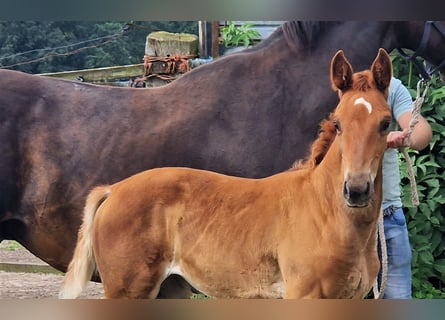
[373,79,428,299]
[373,209,387,299]
[400,79,430,206]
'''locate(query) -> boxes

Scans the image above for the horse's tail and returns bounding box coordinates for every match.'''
[58,186,111,299]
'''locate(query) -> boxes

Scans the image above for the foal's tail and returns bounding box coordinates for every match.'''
[58,186,111,299]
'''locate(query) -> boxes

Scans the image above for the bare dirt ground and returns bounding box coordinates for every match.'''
[0,240,104,299]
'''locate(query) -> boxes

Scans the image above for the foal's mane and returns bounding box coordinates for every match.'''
[290,114,337,170]
[351,71,377,91]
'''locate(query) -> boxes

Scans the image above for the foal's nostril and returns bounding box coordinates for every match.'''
[343,181,349,200]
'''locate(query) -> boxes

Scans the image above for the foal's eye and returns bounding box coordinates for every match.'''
[333,119,342,134]
[380,119,391,133]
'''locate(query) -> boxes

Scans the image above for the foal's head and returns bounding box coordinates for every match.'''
[330,48,393,208]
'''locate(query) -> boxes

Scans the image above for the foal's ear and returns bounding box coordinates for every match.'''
[330,50,353,92]
[371,48,393,93]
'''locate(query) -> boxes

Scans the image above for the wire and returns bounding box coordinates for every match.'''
[0,22,133,69]
[0,34,121,61]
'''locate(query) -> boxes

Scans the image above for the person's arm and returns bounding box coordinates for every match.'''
[386,111,432,150]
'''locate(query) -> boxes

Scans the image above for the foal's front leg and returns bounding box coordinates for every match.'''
[283,279,325,299]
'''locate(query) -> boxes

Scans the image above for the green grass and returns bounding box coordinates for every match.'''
[191,293,211,299]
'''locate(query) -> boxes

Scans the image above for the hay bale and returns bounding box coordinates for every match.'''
[145,31,198,57]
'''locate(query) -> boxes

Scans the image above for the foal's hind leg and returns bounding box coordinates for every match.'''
[102,264,168,299]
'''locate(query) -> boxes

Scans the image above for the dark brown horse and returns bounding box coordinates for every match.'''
[1,21,445,298]
[59,48,393,299]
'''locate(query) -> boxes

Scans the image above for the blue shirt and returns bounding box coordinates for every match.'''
[382,77,414,209]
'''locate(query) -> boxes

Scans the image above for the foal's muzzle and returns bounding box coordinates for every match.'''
[343,173,372,207]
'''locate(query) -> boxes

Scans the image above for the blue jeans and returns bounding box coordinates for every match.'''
[378,207,412,299]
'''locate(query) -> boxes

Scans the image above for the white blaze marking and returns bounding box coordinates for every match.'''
[354,97,373,114]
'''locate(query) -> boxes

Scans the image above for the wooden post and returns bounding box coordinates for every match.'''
[211,21,220,58]
[198,21,207,58]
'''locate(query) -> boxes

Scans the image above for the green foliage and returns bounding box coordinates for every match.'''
[413,282,445,299]
[392,53,445,298]
[220,21,261,47]
[0,21,198,73]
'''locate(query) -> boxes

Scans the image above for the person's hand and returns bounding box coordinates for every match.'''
[387,129,409,149]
